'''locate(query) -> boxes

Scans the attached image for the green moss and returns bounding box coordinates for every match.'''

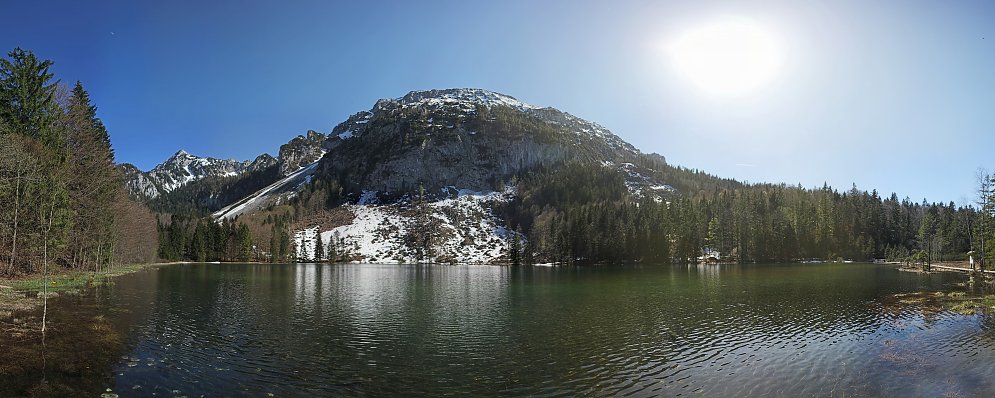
[945,300,977,316]
[883,290,995,317]
[981,295,995,309]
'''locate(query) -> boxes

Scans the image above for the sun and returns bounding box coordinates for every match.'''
[669,17,783,97]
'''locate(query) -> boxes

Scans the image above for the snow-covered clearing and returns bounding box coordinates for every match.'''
[294,188,516,264]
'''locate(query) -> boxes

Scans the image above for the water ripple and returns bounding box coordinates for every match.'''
[52,263,994,397]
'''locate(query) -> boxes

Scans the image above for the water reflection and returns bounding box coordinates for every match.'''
[5,263,995,396]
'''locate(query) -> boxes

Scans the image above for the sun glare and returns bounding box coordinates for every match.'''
[669,17,783,97]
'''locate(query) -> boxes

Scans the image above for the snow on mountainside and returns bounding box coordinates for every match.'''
[213,159,322,220]
[280,89,673,264]
[122,150,275,199]
[609,161,676,200]
[294,189,515,264]
[395,88,539,111]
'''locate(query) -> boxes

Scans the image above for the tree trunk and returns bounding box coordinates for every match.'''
[9,177,20,273]
[42,201,54,334]
[95,241,102,274]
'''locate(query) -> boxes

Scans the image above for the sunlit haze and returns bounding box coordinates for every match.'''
[668,16,783,97]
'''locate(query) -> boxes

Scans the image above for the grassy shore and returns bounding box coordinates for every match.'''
[0,262,176,291]
[0,264,172,397]
[0,262,174,320]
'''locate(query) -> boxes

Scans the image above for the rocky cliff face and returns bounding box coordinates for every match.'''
[318,88,643,196]
[118,163,156,198]
[278,130,327,176]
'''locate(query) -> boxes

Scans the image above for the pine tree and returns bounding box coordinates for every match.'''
[238,223,252,262]
[327,237,337,263]
[279,229,290,263]
[977,171,995,271]
[192,222,207,262]
[270,224,280,263]
[509,231,521,266]
[62,81,120,270]
[314,231,324,262]
[0,48,59,146]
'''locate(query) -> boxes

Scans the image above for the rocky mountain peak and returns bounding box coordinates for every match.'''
[278,130,327,176]
[124,150,261,199]
[395,88,538,110]
[316,87,644,196]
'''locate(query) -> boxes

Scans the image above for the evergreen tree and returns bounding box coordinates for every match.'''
[62,81,120,270]
[192,221,207,262]
[327,239,336,263]
[509,231,521,266]
[314,231,324,262]
[976,171,995,270]
[280,230,290,263]
[270,225,280,263]
[0,49,159,276]
[0,48,60,146]
[238,223,252,262]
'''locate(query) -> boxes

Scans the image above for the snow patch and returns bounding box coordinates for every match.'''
[213,160,321,220]
[294,188,517,264]
[293,227,322,262]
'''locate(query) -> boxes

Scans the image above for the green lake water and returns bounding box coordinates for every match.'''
[4,263,995,397]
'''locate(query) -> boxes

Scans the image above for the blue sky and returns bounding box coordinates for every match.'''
[2,0,993,204]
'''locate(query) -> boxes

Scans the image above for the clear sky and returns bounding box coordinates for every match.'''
[2,0,993,204]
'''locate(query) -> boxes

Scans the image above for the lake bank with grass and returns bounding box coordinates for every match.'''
[0,262,172,342]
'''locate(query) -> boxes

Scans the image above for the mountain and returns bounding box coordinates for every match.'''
[210,88,664,219]
[145,89,979,267]
[212,88,718,263]
[319,88,643,195]
[150,88,739,264]
[121,150,275,199]
[123,128,337,215]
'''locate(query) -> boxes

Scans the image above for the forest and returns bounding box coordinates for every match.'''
[0,48,160,276]
[156,215,255,263]
[507,161,991,266]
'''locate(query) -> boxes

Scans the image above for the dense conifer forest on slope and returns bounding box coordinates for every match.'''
[505,162,984,265]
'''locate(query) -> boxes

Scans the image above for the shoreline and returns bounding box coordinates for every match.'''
[0,261,183,292]
[0,262,178,323]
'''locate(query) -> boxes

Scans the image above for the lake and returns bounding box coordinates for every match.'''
[4,263,995,397]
